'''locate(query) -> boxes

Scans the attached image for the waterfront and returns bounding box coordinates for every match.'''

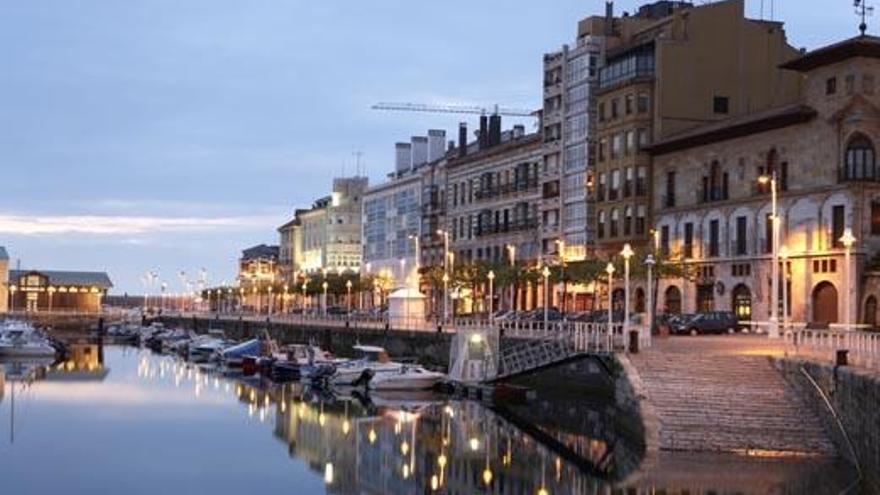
[0,342,858,494]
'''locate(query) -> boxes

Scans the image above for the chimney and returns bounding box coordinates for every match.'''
[605,1,614,36]
[427,129,446,162]
[411,136,428,167]
[513,125,525,139]
[395,143,412,173]
[489,114,502,146]
[479,115,489,149]
[447,140,455,153]
[458,122,467,157]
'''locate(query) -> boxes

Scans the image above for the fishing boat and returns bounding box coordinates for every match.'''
[367,365,445,391]
[269,344,343,381]
[219,339,261,367]
[189,330,236,363]
[331,345,405,386]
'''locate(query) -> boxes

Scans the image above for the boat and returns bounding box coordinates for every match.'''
[219,339,261,367]
[367,365,445,391]
[188,330,236,363]
[0,329,57,358]
[269,344,343,382]
[331,345,405,386]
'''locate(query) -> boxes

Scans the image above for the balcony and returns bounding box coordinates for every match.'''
[475,218,539,238]
[473,179,539,202]
[838,167,880,183]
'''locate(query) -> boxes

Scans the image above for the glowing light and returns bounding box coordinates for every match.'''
[368,428,377,444]
[444,405,454,418]
[319,413,326,427]
[430,475,439,491]
[537,488,549,495]
[469,437,480,451]
[324,462,334,484]
[469,333,483,344]
[402,464,410,479]
[401,441,410,455]
[343,420,351,435]
[482,468,493,485]
[438,454,447,468]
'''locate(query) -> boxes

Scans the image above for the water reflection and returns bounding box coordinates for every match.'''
[0,344,859,495]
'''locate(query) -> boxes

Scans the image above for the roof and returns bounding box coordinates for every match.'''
[8,270,113,289]
[0,247,7,260]
[647,103,817,156]
[276,217,300,232]
[241,244,279,261]
[781,35,880,72]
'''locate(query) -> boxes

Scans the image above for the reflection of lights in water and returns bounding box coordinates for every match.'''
[368,428,377,444]
[224,383,230,394]
[402,463,410,479]
[400,441,409,455]
[469,437,480,451]
[214,378,220,390]
[318,413,326,427]
[394,422,401,435]
[537,488,549,495]
[482,467,493,486]
[236,384,242,396]
[263,395,269,408]
[298,403,306,419]
[555,457,561,482]
[430,474,439,491]
[342,419,350,435]
[443,405,454,418]
[280,401,286,414]
[437,454,447,468]
[194,383,201,397]
[248,404,255,418]
[259,408,266,423]
[249,389,256,402]
[324,462,334,484]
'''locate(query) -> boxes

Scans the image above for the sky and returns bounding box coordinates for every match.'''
[0,0,861,295]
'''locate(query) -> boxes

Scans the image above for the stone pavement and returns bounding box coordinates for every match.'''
[628,335,836,456]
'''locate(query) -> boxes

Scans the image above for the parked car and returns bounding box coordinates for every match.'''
[325,306,349,316]
[671,311,740,335]
[526,307,563,322]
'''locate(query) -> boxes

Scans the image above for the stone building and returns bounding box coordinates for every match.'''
[7,269,112,313]
[277,176,369,280]
[588,0,802,256]
[650,35,880,326]
[237,244,279,312]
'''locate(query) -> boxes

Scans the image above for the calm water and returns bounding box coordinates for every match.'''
[0,343,857,494]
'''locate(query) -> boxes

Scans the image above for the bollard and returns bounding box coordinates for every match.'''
[836,349,849,367]
[628,330,639,354]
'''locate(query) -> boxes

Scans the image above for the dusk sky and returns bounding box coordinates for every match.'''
[0,1,860,294]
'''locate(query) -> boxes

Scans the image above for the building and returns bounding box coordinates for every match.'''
[0,247,8,313]
[277,176,369,280]
[362,130,447,288]
[237,244,279,312]
[444,119,544,312]
[7,269,112,313]
[650,34,880,326]
[588,0,803,256]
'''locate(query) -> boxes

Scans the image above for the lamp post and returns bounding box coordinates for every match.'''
[399,258,407,287]
[408,234,420,273]
[301,283,308,313]
[267,286,274,315]
[779,246,789,333]
[437,229,450,322]
[841,228,856,332]
[506,244,516,312]
[346,280,353,315]
[606,263,615,340]
[645,254,656,346]
[283,284,289,315]
[555,239,566,315]
[758,171,780,338]
[542,266,551,329]
[322,281,329,316]
[487,270,495,322]
[621,243,634,339]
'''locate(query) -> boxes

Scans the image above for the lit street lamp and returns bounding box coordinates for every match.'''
[506,244,516,312]
[322,281,329,316]
[621,243,634,339]
[841,228,856,331]
[346,279,353,314]
[645,254,656,346]
[487,270,495,322]
[437,229,450,322]
[606,263,615,342]
[301,282,308,313]
[555,239,566,315]
[779,246,789,333]
[542,266,551,329]
[758,171,780,338]
[442,273,450,324]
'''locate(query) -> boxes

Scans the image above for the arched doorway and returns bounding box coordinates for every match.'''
[664,286,682,315]
[612,289,625,312]
[865,296,878,327]
[812,282,839,324]
[732,284,752,321]
[635,288,646,313]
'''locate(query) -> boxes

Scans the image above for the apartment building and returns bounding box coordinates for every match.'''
[587,0,802,256]
[651,35,880,325]
[277,176,369,281]
[362,130,447,287]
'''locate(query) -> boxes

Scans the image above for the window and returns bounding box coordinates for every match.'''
[611,134,623,159]
[845,134,876,181]
[598,173,607,201]
[624,206,633,235]
[598,138,607,162]
[846,74,856,95]
[624,167,633,197]
[598,102,606,122]
[635,205,646,235]
[636,167,647,196]
[625,131,635,156]
[683,222,694,258]
[598,210,606,239]
[610,209,619,237]
[611,98,619,119]
[665,171,676,207]
[625,94,634,114]
[610,170,620,200]
[637,128,650,151]
[826,77,837,95]
[709,219,720,257]
[736,216,747,255]
[872,202,880,235]
[637,93,649,113]
[764,213,773,254]
[865,74,876,94]
[832,204,845,248]
[660,225,670,255]
[713,96,729,114]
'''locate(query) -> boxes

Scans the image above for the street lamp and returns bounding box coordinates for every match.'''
[399,258,407,287]
[301,282,308,312]
[621,243,634,339]
[779,246,789,333]
[346,279,353,314]
[283,284,289,314]
[408,234,420,272]
[542,266,551,329]
[267,285,274,315]
[555,239,567,315]
[606,263,615,341]
[758,171,780,338]
[487,270,495,322]
[322,281,329,316]
[645,254,656,345]
[841,228,857,331]
[442,273,450,324]
[437,229,450,321]
[506,244,516,312]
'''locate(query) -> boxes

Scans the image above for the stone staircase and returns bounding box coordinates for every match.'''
[630,342,836,456]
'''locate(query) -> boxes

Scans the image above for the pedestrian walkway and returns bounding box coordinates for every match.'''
[629,335,836,456]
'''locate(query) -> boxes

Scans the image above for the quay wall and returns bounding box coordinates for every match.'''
[773,358,880,493]
[157,316,453,369]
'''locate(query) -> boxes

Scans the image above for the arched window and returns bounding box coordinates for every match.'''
[635,287,646,313]
[624,206,633,235]
[597,210,606,239]
[865,295,878,327]
[610,208,619,237]
[845,134,876,181]
[664,286,682,315]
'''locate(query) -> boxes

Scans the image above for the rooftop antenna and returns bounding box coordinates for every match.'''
[353,150,364,176]
[856,0,874,36]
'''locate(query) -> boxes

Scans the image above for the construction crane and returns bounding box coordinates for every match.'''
[371,102,536,118]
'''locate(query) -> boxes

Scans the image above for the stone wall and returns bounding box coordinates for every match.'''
[773,358,880,493]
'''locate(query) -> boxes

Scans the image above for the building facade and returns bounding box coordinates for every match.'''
[7,269,112,313]
[651,35,880,327]
[588,0,802,256]
[277,176,369,280]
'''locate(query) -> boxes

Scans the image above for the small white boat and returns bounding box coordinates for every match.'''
[189,330,236,363]
[331,345,404,386]
[0,329,57,358]
[368,365,445,391]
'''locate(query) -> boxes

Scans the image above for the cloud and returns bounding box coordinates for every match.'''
[0,213,276,236]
